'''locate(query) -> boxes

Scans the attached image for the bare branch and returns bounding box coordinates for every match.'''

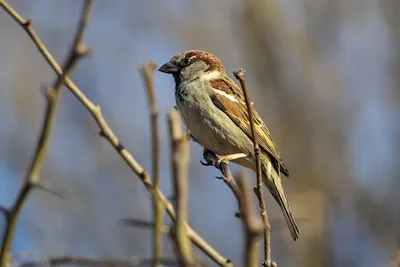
[237,172,263,267]
[16,255,176,267]
[34,181,64,198]
[0,2,233,266]
[233,69,274,267]
[139,61,164,267]
[0,1,93,265]
[121,219,170,234]
[0,206,9,217]
[168,109,195,266]
[202,150,242,216]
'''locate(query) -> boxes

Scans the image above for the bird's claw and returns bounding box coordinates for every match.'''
[200,159,213,166]
[201,148,217,166]
[215,157,228,168]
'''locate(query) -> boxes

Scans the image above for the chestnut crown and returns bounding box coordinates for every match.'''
[158,50,224,81]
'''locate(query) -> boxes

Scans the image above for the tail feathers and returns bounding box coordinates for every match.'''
[272,179,299,240]
[263,172,299,240]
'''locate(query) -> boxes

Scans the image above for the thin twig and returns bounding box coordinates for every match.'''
[34,181,65,198]
[202,150,242,216]
[237,172,263,267]
[121,219,170,234]
[0,2,233,266]
[234,69,273,266]
[139,61,164,267]
[16,256,176,267]
[0,206,9,217]
[0,1,92,265]
[168,109,195,266]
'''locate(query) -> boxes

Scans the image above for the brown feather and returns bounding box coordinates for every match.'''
[263,164,299,240]
[210,76,290,177]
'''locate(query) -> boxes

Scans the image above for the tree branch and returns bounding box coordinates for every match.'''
[16,255,176,267]
[234,69,274,267]
[202,150,242,217]
[139,61,164,267]
[168,109,195,266]
[0,2,232,266]
[121,219,170,233]
[0,1,92,265]
[237,172,263,267]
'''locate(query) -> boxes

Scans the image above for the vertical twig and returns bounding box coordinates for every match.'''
[168,109,195,267]
[234,69,273,266]
[237,172,264,267]
[0,0,93,265]
[139,61,164,267]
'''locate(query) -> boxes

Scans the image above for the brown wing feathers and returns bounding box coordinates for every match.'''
[209,77,290,177]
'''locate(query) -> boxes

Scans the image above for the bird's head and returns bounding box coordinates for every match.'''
[158,50,224,84]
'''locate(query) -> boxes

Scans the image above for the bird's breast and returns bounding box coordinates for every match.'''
[175,82,253,158]
[175,86,188,106]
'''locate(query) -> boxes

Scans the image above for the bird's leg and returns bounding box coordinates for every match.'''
[201,149,248,167]
[215,153,248,167]
[200,147,216,166]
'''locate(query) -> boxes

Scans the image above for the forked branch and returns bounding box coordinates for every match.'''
[202,150,242,217]
[0,0,93,265]
[0,2,232,266]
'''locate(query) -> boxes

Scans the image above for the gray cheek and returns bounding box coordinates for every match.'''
[179,64,206,83]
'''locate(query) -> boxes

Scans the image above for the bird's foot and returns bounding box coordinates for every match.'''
[215,153,248,167]
[201,149,248,168]
[200,148,216,166]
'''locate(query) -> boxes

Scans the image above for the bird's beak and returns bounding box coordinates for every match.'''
[158,61,180,74]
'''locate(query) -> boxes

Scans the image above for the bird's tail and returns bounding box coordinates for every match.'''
[262,163,299,241]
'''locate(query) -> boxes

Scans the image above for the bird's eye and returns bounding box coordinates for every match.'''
[183,56,196,66]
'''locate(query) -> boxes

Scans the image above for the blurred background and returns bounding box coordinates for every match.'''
[1,0,399,266]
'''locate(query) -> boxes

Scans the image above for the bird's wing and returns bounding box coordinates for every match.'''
[209,76,290,176]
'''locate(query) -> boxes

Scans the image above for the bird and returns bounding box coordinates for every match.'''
[158,50,299,240]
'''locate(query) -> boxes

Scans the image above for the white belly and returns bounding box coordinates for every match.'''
[176,85,253,158]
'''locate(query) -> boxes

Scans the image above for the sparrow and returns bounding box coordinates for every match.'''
[159,50,299,240]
